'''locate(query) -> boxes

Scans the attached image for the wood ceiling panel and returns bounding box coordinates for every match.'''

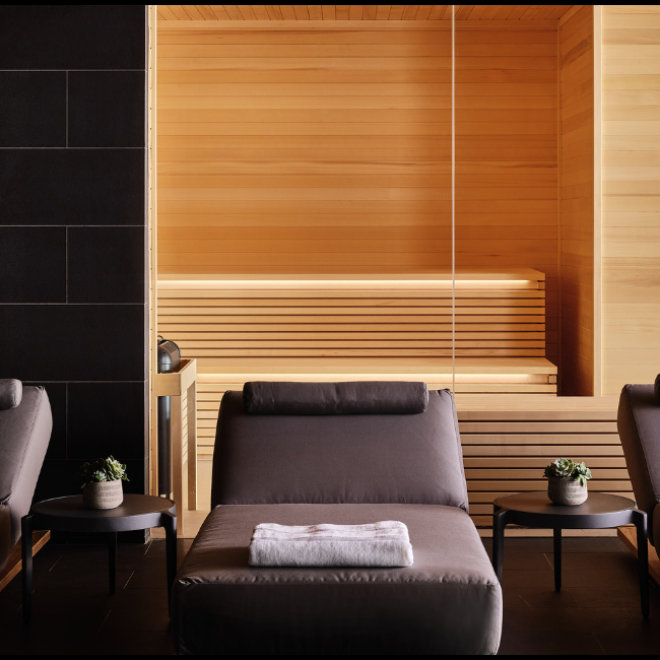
[157,5,575,21]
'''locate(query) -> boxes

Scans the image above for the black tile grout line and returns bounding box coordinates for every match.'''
[48,554,64,573]
[98,610,112,631]
[0,69,146,72]
[0,226,146,228]
[23,381,147,384]
[122,571,136,590]
[0,147,145,149]
[0,302,145,305]
[593,635,608,655]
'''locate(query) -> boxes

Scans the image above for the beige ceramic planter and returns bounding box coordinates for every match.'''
[547,477,588,506]
[82,480,123,510]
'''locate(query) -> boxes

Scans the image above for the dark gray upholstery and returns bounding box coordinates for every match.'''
[0,385,52,570]
[175,384,501,654]
[0,505,10,573]
[243,380,429,415]
[173,503,502,655]
[212,389,468,512]
[618,384,660,546]
[0,379,22,411]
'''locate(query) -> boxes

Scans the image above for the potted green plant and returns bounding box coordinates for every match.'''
[77,456,129,510]
[543,458,592,505]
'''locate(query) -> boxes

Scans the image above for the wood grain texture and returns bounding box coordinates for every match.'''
[602,5,660,395]
[189,394,625,529]
[158,270,550,358]
[155,359,198,531]
[559,5,595,395]
[157,22,452,273]
[0,531,50,593]
[157,6,576,22]
[455,22,560,366]
[157,21,562,369]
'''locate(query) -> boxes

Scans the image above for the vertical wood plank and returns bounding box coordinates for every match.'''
[322,5,336,20]
[602,5,660,394]
[187,381,198,509]
[559,5,595,396]
[593,5,602,396]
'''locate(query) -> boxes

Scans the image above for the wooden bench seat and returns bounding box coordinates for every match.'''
[192,355,558,452]
[157,269,559,488]
[186,395,626,534]
[158,269,551,359]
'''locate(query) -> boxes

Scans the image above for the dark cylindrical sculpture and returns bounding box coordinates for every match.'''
[157,336,181,498]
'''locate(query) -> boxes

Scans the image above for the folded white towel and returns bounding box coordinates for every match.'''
[248,520,413,567]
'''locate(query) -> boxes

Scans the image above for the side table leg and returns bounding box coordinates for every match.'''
[633,511,649,619]
[21,514,34,624]
[108,532,117,596]
[492,507,508,584]
[554,527,562,592]
[163,511,177,611]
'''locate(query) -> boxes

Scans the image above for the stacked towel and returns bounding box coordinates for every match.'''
[248,521,413,567]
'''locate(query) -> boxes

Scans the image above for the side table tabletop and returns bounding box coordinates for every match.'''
[22,494,176,623]
[492,492,649,619]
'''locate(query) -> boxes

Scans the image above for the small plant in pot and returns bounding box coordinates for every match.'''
[544,458,592,506]
[77,457,129,510]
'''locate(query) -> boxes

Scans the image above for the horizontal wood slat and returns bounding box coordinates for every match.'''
[156,20,561,365]
[157,7,576,23]
[158,270,551,359]
[188,395,626,530]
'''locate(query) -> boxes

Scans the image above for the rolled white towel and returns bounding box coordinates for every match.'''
[248,520,413,567]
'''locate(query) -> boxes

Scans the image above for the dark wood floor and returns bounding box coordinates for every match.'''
[0,536,658,655]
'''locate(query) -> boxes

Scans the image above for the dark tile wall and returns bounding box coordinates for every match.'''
[0,6,148,521]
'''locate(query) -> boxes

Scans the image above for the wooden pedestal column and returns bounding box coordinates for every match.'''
[156,358,198,537]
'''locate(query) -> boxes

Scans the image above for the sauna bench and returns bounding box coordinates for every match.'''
[157,268,558,403]
[189,395,627,534]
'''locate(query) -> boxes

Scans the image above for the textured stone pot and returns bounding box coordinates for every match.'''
[82,480,123,510]
[547,477,588,506]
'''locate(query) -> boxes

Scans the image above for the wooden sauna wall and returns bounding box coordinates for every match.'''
[457,396,630,527]
[156,21,451,273]
[454,20,560,367]
[602,5,660,395]
[559,6,596,396]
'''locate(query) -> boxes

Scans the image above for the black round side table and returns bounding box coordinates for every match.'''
[492,492,649,618]
[21,494,176,623]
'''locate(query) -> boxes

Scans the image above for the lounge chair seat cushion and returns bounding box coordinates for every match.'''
[172,502,502,655]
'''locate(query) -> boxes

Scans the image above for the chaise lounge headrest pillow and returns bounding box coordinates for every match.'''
[0,379,23,410]
[655,374,660,404]
[243,381,429,415]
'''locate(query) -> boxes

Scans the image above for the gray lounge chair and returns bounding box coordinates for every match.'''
[618,383,660,548]
[0,380,52,571]
[172,384,502,655]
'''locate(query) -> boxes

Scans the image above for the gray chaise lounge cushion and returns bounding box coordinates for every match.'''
[212,389,469,512]
[0,379,22,410]
[618,384,660,545]
[172,503,502,656]
[0,386,52,547]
